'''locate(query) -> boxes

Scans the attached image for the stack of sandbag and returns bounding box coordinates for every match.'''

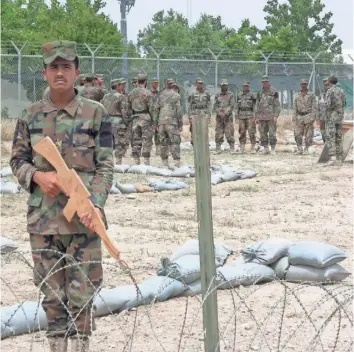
[0,237,18,255]
[272,241,351,282]
[148,179,189,192]
[156,239,233,295]
[0,166,13,177]
[0,178,21,194]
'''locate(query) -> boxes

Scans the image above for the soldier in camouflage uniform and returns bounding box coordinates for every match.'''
[150,77,161,155]
[128,73,155,165]
[74,73,86,90]
[95,74,108,96]
[131,77,138,89]
[255,75,281,154]
[317,78,329,143]
[213,79,235,153]
[235,81,257,153]
[155,78,183,168]
[78,73,105,102]
[188,78,211,145]
[42,86,50,100]
[10,41,113,352]
[292,79,317,155]
[102,78,130,164]
[323,74,346,166]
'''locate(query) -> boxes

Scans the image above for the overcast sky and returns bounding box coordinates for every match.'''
[102,0,353,51]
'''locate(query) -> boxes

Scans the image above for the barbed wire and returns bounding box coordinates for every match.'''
[1,248,353,352]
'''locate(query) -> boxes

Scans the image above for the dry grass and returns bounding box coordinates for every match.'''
[1,118,16,142]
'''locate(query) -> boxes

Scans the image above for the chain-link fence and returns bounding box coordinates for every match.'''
[1,41,353,118]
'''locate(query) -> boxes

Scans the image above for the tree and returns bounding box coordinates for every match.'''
[261,0,342,56]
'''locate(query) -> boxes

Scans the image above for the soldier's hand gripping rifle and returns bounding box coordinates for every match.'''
[33,136,127,269]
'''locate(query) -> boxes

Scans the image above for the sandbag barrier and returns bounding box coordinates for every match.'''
[1,238,351,339]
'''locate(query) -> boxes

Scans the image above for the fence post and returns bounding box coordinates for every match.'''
[208,49,224,89]
[150,47,166,81]
[260,51,274,76]
[28,65,40,101]
[84,43,103,73]
[192,114,220,352]
[11,41,27,103]
[306,51,322,93]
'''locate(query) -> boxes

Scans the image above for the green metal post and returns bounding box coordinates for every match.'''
[192,114,220,352]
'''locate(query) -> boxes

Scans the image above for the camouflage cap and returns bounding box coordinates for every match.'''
[110,78,119,85]
[300,79,308,84]
[261,75,269,82]
[42,40,78,65]
[78,74,86,80]
[243,81,250,86]
[95,74,104,79]
[327,74,337,81]
[166,78,175,84]
[323,78,328,82]
[220,79,228,85]
[117,78,126,84]
[85,73,95,80]
[196,78,204,84]
[172,82,179,88]
[151,77,159,83]
[137,73,147,81]
[132,77,138,83]
[195,77,202,83]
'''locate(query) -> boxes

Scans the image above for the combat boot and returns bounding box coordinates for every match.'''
[70,336,89,352]
[155,145,161,156]
[174,160,181,168]
[229,143,235,153]
[259,146,270,155]
[48,337,68,352]
[215,144,222,154]
[294,147,303,155]
[143,157,150,165]
[115,157,122,165]
[303,147,309,155]
[134,157,140,165]
[336,155,343,166]
[322,156,336,167]
[239,144,245,153]
[250,145,256,154]
[162,159,169,168]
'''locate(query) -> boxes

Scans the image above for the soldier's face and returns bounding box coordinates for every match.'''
[262,81,270,89]
[221,84,228,92]
[243,85,249,93]
[43,58,79,92]
[152,82,159,90]
[301,83,307,90]
[196,82,203,90]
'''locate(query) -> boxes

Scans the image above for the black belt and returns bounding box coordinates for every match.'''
[133,110,149,114]
[298,112,310,116]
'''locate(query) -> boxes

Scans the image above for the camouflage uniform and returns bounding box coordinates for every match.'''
[325,75,346,164]
[293,79,317,154]
[78,74,105,102]
[127,73,155,165]
[102,78,130,164]
[256,76,281,154]
[150,78,160,154]
[9,41,113,351]
[213,79,235,152]
[235,81,257,153]
[317,78,329,143]
[188,78,211,145]
[155,79,183,168]
[42,86,50,100]
[74,73,86,90]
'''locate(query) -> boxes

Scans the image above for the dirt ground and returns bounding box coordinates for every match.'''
[0,120,353,351]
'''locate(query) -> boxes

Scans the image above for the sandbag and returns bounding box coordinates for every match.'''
[221,171,241,183]
[180,142,193,150]
[115,182,136,194]
[216,263,276,289]
[181,279,202,297]
[0,237,18,255]
[156,255,201,284]
[146,166,173,177]
[0,166,13,177]
[285,264,351,283]
[0,179,21,194]
[288,241,348,268]
[1,301,47,339]
[242,238,293,265]
[271,256,290,279]
[211,173,223,185]
[239,170,258,179]
[127,165,148,174]
[110,185,121,194]
[171,165,195,178]
[148,180,189,192]
[114,164,131,173]
[169,239,233,266]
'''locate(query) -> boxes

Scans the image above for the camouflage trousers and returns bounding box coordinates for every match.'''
[258,120,277,148]
[215,116,235,146]
[154,129,160,146]
[238,118,256,146]
[319,120,326,143]
[125,121,133,150]
[132,118,154,158]
[113,122,129,159]
[294,118,314,148]
[326,119,343,157]
[158,124,181,160]
[30,233,102,338]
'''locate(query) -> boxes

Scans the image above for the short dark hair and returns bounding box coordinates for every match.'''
[44,57,79,69]
[111,84,117,90]
[138,79,146,84]
[85,76,94,83]
[329,76,338,85]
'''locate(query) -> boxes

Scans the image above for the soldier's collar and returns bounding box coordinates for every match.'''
[42,88,81,117]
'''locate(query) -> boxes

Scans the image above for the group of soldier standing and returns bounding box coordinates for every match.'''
[44,71,347,168]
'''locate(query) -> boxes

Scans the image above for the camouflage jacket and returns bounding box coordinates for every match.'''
[293,90,317,123]
[79,83,105,102]
[155,89,183,127]
[235,91,257,119]
[188,90,211,117]
[213,91,235,119]
[42,86,50,100]
[256,87,281,121]
[127,85,154,122]
[10,91,114,235]
[325,85,345,123]
[102,91,129,125]
[317,92,327,121]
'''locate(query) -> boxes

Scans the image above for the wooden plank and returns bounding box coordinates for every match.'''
[192,114,220,352]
